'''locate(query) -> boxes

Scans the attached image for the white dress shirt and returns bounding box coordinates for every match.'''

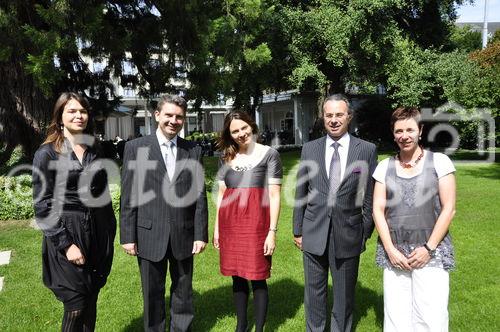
[325,133,350,180]
[156,129,178,177]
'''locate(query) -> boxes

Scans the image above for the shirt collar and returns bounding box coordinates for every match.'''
[156,129,178,147]
[326,132,350,148]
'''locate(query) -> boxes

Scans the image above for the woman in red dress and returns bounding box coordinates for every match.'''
[214,111,282,332]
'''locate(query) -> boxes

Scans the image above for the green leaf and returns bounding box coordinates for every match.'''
[243,43,272,66]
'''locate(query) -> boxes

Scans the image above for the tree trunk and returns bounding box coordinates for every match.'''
[249,86,262,120]
[0,59,51,164]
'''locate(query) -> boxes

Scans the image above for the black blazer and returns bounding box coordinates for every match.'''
[293,135,377,258]
[120,134,208,262]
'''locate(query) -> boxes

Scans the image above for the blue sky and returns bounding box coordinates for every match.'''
[456,0,500,22]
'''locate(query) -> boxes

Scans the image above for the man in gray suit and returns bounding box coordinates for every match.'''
[293,94,377,332]
[120,94,208,331]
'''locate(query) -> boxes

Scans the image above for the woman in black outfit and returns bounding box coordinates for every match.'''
[32,92,116,331]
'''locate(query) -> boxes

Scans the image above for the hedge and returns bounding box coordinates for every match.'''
[0,175,35,220]
[0,175,122,221]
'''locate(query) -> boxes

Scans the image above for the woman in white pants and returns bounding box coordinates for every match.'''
[372,107,456,332]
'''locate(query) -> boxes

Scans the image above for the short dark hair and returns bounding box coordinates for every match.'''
[156,94,188,114]
[390,107,422,131]
[322,93,352,115]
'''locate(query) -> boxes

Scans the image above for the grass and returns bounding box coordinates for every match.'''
[0,151,499,331]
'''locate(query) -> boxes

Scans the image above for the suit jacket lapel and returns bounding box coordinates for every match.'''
[340,135,361,189]
[318,136,329,183]
[147,134,169,174]
[170,138,189,185]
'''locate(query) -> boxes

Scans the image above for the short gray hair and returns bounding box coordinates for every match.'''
[156,94,188,114]
[322,93,352,115]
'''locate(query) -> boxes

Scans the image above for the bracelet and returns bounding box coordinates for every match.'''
[269,228,278,233]
[423,243,436,258]
[423,243,433,251]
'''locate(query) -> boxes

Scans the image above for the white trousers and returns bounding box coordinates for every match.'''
[383,267,449,332]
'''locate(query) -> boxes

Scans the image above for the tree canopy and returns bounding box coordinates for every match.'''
[0,1,121,162]
[279,0,470,93]
[0,0,497,164]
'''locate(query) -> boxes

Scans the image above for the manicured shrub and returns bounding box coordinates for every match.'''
[0,174,34,220]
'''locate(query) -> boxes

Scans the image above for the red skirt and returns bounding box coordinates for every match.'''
[218,187,271,280]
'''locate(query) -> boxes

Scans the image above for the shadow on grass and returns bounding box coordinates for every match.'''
[353,281,384,330]
[193,284,233,331]
[122,316,142,332]
[194,278,303,331]
[458,162,500,180]
[121,278,303,331]
[448,150,499,163]
[266,278,304,331]
[319,281,383,331]
[280,151,302,177]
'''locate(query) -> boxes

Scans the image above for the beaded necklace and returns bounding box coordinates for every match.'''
[396,146,424,169]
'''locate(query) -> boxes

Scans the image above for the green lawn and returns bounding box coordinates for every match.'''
[0,151,499,331]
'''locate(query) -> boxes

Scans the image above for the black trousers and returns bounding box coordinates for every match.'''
[303,249,360,332]
[138,244,194,332]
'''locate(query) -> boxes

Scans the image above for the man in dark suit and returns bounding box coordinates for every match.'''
[293,94,377,332]
[120,94,208,332]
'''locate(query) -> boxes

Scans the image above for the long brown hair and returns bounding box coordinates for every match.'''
[43,92,95,153]
[216,111,259,162]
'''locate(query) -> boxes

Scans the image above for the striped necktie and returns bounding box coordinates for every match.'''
[329,141,341,192]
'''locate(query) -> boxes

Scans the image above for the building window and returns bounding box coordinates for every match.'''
[175,60,187,78]
[281,111,294,131]
[123,87,135,97]
[376,84,387,95]
[122,61,136,75]
[93,61,106,73]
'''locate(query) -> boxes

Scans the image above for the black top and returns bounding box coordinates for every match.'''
[32,142,112,250]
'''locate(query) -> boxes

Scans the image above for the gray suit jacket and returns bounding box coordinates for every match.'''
[293,135,377,258]
[120,134,208,262]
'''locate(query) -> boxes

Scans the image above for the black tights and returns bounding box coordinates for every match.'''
[61,301,97,332]
[232,276,268,332]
